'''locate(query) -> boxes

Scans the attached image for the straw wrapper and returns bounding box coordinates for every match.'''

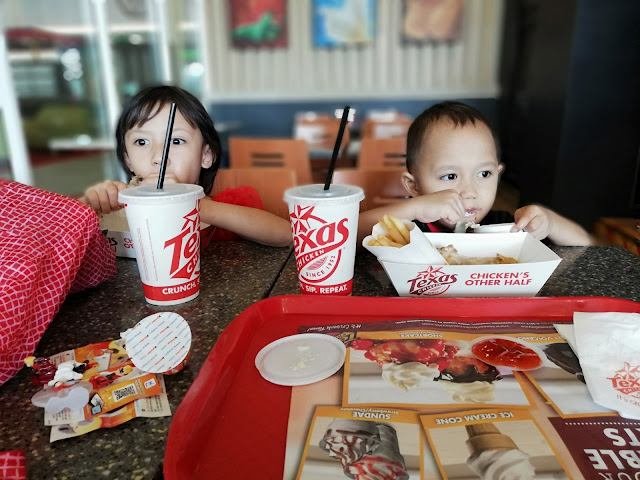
[573,312,640,419]
[363,220,446,265]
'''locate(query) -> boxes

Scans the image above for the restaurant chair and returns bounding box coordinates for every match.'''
[228,137,312,185]
[293,113,351,154]
[357,137,407,170]
[332,167,409,211]
[211,167,297,220]
[361,113,411,139]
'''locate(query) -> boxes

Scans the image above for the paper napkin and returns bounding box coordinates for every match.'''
[363,219,446,264]
[573,312,640,419]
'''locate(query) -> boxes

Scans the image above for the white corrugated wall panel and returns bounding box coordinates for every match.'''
[205,0,504,101]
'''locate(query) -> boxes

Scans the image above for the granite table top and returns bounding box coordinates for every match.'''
[1,242,638,479]
[0,242,292,480]
[271,246,640,302]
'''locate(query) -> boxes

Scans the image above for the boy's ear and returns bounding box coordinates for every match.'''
[498,163,505,176]
[201,145,214,168]
[402,172,420,197]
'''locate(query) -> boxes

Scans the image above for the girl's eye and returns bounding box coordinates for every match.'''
[477,170,492,178]
[133,139,149,146]
[440,173,457,181]
[171,138,185,145]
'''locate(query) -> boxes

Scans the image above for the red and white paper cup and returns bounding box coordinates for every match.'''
[119,184,204,305]
[284,184,364,296]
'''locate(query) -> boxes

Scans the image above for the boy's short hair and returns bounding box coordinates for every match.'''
[405,101,500,174]
[115,85,221,195]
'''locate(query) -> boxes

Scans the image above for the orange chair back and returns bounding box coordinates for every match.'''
[228,137,312,185]
[357,137,407,169]
[212,168,296,220]
[294,115,350,153]
[361,118,411,139]
[332,168,409,211]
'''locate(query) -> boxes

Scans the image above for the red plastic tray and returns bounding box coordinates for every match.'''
[164,295,640,479]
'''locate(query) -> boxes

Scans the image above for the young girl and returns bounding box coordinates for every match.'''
[80,86,292,247]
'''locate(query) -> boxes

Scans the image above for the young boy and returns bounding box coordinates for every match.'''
[358,102,593,245]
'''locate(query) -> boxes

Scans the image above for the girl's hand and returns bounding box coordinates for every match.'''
[512,205,551,240]
[80,180,128,214]
[412,189,466,225]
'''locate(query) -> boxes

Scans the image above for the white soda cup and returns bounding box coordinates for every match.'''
[284,184,364,295]
[119,184,205,305]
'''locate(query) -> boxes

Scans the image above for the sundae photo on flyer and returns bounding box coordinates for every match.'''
[296,406,422,479]
[342,329,535,408]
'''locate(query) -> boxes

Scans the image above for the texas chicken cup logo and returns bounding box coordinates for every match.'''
[607,363,640,400]
[407,266,458,296]
[290,205,349,283]
[163,204,201,280]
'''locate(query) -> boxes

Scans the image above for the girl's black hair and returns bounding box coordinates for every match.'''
[115,85,221,195]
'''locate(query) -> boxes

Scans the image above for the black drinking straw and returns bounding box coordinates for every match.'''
[323,105,350,190]
[157,102,177,190]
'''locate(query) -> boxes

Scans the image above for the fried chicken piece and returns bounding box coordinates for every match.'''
[437,245,517,265]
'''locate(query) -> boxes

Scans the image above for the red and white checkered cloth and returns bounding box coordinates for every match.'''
[0,180,116,386]
[0,451,26,480]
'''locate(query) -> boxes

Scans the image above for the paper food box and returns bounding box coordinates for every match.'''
[100,210,136,258]
[364,221,561,297]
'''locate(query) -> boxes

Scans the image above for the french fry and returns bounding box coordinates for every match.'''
[381,215,407,245]
[376,235,403,248]
[368,214,413,248]
[388,215,411,244]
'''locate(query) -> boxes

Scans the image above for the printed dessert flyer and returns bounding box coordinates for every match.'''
[549,415,640,479]
[523,341,615,417]
[421,408,570,480]
[282,319,602,478]
[296,405,423,480]
[342,329,543,409]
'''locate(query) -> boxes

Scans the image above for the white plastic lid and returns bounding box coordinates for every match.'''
[472,223,516,233]
[255,333,346,386]
[118,184,204,205]
[284,184,364,206]
[122,312,192,373]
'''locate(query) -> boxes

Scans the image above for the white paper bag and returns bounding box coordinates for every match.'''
[573,312,640,419]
